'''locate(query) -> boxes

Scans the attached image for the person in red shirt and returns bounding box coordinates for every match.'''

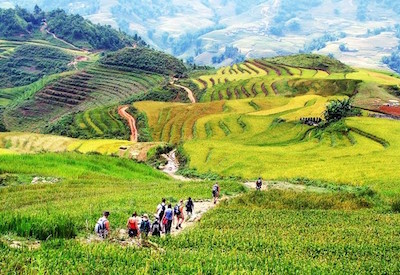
[127,212,139,238]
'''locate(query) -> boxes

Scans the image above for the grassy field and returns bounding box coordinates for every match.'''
[136,57,400,197]
[1,181,399,273]
[2,53,400,273]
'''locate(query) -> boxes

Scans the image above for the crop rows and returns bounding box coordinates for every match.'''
[70,105,130,139]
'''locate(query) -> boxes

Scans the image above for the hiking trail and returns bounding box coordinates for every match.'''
[172,83,196,104]
[243,180,329,193]
[41,22,83,51]
[118,106,138,142]
[160,149,192,181]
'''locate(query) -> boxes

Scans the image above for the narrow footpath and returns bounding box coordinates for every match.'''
[41,22,83,51]
[173,83,196,104]
[118,106,138,142]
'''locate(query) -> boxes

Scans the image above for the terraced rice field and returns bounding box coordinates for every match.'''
[6,65,164,132]
[71,105,130,139]
[138,61,400,197]
[192,60,400,112]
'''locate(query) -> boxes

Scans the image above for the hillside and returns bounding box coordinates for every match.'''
[135,55,400,196]
[0,7,144,50]
[100,47,187,76]
[7,0,400,71]
[0,55,400,273]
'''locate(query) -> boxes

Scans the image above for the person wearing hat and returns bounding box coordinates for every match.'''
[140,214,151,240]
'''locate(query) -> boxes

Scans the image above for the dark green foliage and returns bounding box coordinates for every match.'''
[0,44,73,88]
[323,98,361,123]
[126,106,152,142]
[269,54,354,73]
[122,84,189,104]
[135,112,152,142]
[391,197,400,213]
[100,47,187,76]
[0,108,7,132]
[0,7,143,51]
[46,9,144,50]
[0,9,29,37]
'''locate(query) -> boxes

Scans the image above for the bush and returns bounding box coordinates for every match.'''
[324,98,361,123]
[391,197,400,213]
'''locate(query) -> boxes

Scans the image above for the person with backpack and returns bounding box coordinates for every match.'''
[186,197,194,219]
[163,204,174,235]
[156,198,166,232]
[94,211,110,239]
[151,216,161,237]
[212,183,220,204]
[256,177,263,191]
[126,212,139,238]
[140,214,151,240]
[175,200,184,230]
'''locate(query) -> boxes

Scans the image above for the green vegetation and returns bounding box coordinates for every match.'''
[0,44,74,88]
[1,188,400,273]
[0,7,144,51]
[323,98,361,123]
[0,152,242,240]
[4,65,164,133]
[100,47,187,76]
[268,54,354,73]
[45,106,130,140]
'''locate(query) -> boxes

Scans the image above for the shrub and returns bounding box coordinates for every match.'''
[391,197,400,213]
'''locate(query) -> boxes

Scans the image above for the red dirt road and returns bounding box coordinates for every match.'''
[118,106,138,142]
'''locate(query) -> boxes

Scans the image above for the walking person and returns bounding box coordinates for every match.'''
[175,200,184,230]
[94,211,110,239]
[212,182,220,204]
[126,212,139,238]
[163,204,174,235]
[140,214,151,240]
[256,177,263,191]
[185,197,194,220]
[151,216,161,237]
[156,198,166,232]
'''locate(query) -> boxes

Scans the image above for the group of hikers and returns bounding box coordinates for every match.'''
[95,183,222,239]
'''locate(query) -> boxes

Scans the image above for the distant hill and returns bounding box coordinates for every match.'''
[100,47,187,77]
[6,0,400,71]
[0,6,145,51]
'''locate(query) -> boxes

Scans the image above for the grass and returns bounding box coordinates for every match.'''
[0,152,243,240]
[1,189,399,273]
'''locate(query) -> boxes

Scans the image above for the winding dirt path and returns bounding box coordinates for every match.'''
[160,150,192,181]
[118,106,138,142]
[41,22,83,51]
[173,84,196,103]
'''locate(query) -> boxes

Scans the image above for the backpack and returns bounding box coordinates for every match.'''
[174,204,181,215]
[95,217,106,233]
[213,185,218,192]
[140,220,150,233]
[152,222,160,234]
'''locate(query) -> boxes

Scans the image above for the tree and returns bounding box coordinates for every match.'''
[323,98,361,123]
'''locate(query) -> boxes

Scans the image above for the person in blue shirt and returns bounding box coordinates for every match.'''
[163,204,174,235]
